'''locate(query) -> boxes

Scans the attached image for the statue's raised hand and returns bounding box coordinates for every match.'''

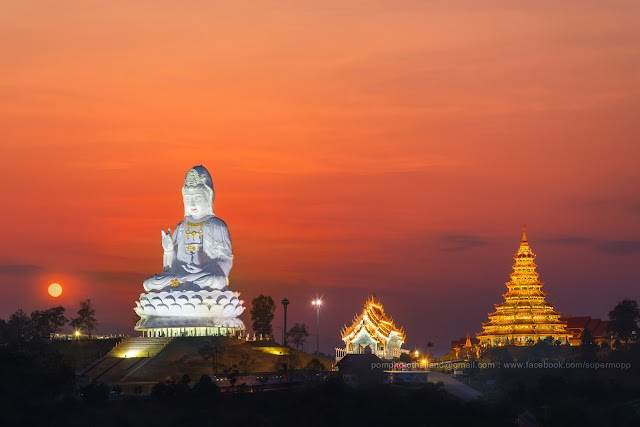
[161,228,173,252]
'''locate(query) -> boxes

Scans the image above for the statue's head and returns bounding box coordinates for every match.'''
[182,166,214,218]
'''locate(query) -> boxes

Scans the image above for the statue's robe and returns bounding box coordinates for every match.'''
[144,215,233,292]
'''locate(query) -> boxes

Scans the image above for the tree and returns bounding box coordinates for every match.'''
[236,352,256,373]
[5,309,35,344]
[287,351,301,370]
[191,374,219,398]
[273,350,300,371]
[287,323,309,351]
[0,318,6,343]
[151,380,176,400]
[607,299,640,349]
[224,365,240,388]
[304,358,326,372]
[250,294,275,337]
[180,374,191,386]
[303,358,326,383]
[580,329,595,347]
[398,352,412,363]
[426,341,435,357]
[198,337,226,373]
[31,306,68,339]
[70,299,98,338]
[174,374,191,399]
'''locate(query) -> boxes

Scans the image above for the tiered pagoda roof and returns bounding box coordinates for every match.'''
[341,295,406,345]
[477,227,571,346]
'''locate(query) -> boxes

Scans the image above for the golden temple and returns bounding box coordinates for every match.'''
[336,295,406,361]
[477,227,571,346]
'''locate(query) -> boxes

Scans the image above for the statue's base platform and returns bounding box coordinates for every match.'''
[135,315,244,337]
[108,336,173,358]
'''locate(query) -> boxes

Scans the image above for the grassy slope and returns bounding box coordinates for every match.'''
[47,338,121,371]
[127,337,334,382]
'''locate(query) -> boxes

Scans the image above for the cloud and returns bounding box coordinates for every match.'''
[596,241,640,255]
[438,234,489,252]
[543,236,594,246]
[0,264,43,276]
[576,197,640,215]
[627,201,640,214]
[544,236,640,256]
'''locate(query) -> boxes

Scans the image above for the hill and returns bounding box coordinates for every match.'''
[47,338,122,370]
[124,337,334,383]
[63,336,334,386]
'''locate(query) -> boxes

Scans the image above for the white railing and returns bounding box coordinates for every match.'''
[335,347,409,362]
[335,348,347,362]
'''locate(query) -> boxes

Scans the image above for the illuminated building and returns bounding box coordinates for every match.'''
[560,316,610,346]
[454,333,474,349]
[477,228,571,346]
[336,295,407,361]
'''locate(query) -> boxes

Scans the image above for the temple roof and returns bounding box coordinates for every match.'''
[451,334,480,349]
[341,295,406,344]
[560,316,610,338]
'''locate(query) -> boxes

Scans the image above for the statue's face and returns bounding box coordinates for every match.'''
[183,187,209,219]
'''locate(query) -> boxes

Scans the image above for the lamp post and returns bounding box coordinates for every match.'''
[312,298,322,356]
[282,298,290,347]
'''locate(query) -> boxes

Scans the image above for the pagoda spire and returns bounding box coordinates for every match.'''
[517,225,533,256]
[465,333,472,348]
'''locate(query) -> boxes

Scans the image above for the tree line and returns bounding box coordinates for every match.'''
[0,299,99,345]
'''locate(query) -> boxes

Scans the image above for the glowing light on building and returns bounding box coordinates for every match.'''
[477,227,571,346]
[336,295,407,361]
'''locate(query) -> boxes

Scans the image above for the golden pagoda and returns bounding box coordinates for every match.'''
[335,295,406,361]
[477,227,571,346]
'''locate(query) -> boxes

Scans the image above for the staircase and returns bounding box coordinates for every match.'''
[107,337,173,358]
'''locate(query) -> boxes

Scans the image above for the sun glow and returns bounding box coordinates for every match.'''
[48,282,63,297]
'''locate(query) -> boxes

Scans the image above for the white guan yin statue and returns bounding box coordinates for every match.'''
[134,166,245,337]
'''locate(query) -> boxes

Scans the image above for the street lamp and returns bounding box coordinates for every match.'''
[311,298,322,356]
[282,298,290,347]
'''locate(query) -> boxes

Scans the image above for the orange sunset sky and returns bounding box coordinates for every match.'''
[1,1,639,355]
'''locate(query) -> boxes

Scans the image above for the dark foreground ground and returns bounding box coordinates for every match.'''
[2,340,640,426]
[6,381,511,427]
[3,375,640,427]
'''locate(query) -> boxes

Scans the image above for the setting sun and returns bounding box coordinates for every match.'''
[48,283,63,298]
